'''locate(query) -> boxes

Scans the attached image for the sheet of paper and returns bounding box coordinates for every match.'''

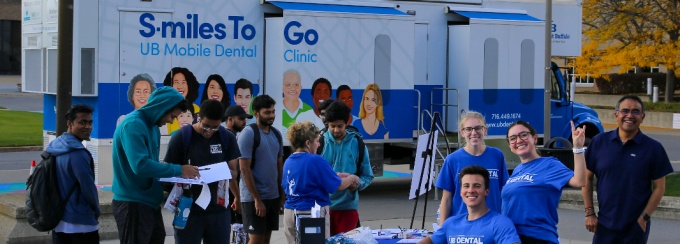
[197,162,232,183]
[195,183,211,210]
[160,161,232,184]
[397,239,421,243]
[409,132,438,199]
[159,177,205,184]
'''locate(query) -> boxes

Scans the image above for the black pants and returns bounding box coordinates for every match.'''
[519,235,549,244]
[112,200,166,244]
[52,230,99,244]
[593,220,651,244]
[174,210,231,244]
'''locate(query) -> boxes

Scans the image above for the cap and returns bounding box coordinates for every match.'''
[224,105,253,119]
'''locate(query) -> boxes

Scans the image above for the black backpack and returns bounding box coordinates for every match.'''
[248,123,283,169]
[25,151,83,232]
[316,125,366,176]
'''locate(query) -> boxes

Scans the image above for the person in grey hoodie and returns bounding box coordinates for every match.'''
[45,104,100,243]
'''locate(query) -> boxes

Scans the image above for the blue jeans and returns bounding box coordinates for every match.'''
[174,210,231,244]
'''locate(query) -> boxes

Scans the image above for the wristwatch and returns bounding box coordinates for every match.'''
[641,212,650,221]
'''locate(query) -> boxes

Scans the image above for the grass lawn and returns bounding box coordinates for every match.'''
[666,173,680,197]
[0,110,43,147]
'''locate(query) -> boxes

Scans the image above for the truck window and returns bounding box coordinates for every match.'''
[483,38,499,104]
[551,70,562,100]
[520,39,535,104]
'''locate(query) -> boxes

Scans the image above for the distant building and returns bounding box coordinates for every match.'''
[0,0,21,75]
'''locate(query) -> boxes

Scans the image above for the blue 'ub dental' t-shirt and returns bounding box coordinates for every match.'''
[282,153,341,210]
[436,146,509,218]
[430,210,520,244]
[501,157,572,244]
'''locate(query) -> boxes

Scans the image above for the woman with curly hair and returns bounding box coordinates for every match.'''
[281,121,359,243]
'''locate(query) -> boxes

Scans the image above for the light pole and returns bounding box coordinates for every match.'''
[544,0,552,141]
[56,0,74,135]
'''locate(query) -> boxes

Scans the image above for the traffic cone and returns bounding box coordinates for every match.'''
[29,160,36,176]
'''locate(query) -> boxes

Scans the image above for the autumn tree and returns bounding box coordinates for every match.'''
[576,0,679,101]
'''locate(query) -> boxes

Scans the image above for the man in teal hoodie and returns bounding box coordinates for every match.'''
[320,101,374,235]
[112,86,199,243]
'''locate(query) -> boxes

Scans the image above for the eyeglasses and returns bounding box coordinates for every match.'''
[507,131,531,143]
[616,109,642,116]
[201,124,219,132]
[461,126,485,134]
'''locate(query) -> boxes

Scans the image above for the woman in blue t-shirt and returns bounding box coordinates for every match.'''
[281,121,359,243]
[435,111,509,226]
[501,120,586,244]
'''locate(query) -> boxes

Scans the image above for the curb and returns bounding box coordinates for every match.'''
[0,146,42,153]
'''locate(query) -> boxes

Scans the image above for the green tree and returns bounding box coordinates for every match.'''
[576,0,679,101]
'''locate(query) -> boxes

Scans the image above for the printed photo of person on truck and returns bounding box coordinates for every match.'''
[336,85,359,126]
[281,69,318,129]
[311,77,332,118]
[117,73,157,126]
[163,67,200,135]
[200,74,231,109]
[356,83,389,139]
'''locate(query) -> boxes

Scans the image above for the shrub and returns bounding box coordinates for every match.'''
[594,73,679,95]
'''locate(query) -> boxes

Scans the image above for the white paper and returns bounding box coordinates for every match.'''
[195,183,211,210]
[311,202,321,218]
[163,183,183,212]
[397,239,421,243]
[409,132,438,199]
[160,162,232,184]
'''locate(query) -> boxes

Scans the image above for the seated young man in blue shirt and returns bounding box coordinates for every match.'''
[419,165,520,244]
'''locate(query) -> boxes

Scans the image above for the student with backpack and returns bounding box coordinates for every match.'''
[43,104,100,243]
[236,95,284,244]
[164,100,241,243]
[319,101,374,235]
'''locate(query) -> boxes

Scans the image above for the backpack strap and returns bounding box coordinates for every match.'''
[270,127,283,152]
[248,124,283,169]
[218,126,230,146]
[249,123,260,169]
[354,134,365,177]
[316,132,325,155]
[180,125,194,165]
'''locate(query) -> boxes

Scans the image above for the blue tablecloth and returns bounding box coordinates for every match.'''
[377,238,401,244]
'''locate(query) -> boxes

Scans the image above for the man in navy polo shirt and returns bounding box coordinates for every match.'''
[581,95,673,243]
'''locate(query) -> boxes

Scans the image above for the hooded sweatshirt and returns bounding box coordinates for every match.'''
[112,86,184,208]
[321,129,374,210]
[45,132,100,225]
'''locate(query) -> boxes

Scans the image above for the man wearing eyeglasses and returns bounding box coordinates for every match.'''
[164,99,241,243]
[581,95,673,243]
